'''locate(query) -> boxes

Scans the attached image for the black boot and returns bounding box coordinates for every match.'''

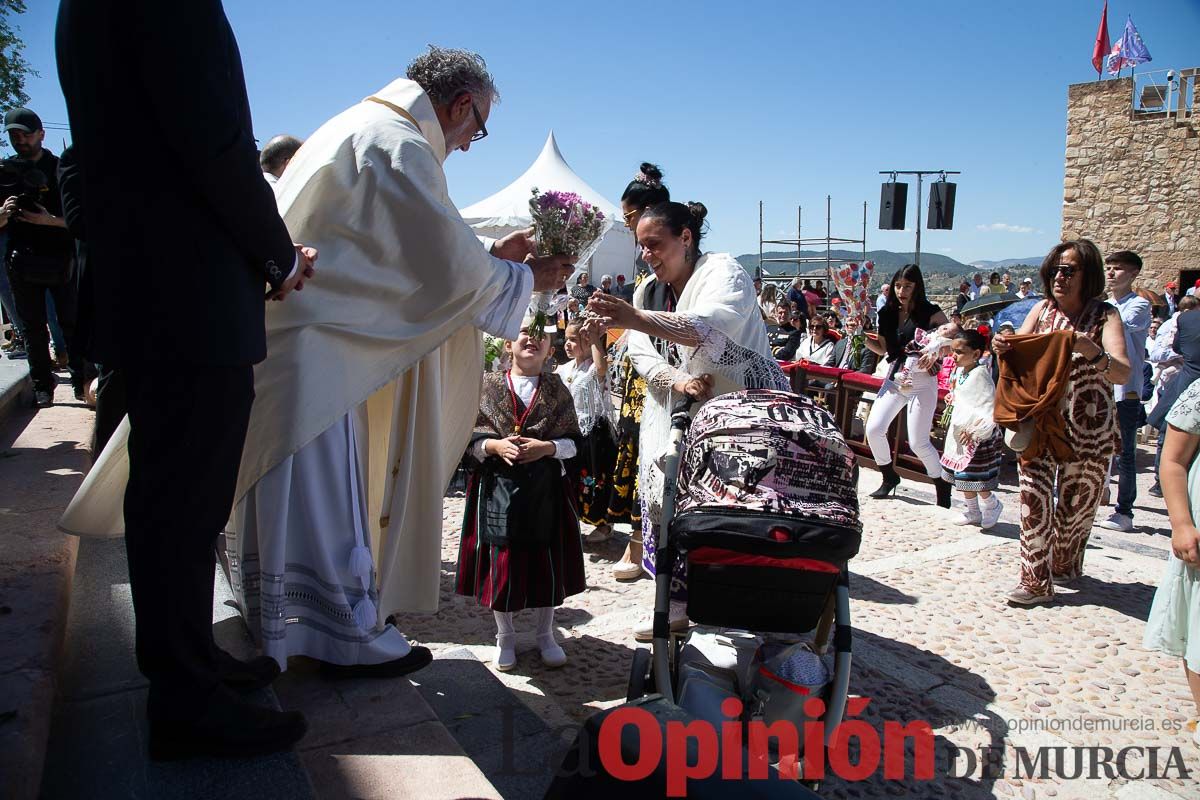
[215,649,281,693]
[868,463,901,498]
[934,477,953,509]
[148,685,307,761]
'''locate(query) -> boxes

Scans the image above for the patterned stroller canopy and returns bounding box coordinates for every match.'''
[676,389,861,533]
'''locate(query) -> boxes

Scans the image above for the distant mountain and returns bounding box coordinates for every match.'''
[969,257,1044,270]
[736,250,975,278]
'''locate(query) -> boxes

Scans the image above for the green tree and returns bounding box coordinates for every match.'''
[0,0,36,109]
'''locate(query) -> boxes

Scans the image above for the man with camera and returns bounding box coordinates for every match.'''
[0,107,83,407]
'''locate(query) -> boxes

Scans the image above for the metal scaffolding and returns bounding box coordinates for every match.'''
[757,196,867,285]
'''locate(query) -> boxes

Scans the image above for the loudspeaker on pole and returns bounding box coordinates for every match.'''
[879,183,907,230]
[927,182,956,229]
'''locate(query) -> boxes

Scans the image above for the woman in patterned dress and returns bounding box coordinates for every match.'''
[992,240,1131,605]
[607,163,670,580]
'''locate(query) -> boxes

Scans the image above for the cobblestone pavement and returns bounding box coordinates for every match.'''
[392,444,1199,799]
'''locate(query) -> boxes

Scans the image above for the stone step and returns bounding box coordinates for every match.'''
[409,647,569,799]
[40,537,316,799]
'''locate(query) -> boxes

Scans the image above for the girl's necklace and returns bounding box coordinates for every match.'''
[505,370,541,435]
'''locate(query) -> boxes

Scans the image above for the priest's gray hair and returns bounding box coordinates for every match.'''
[407,46,500,107]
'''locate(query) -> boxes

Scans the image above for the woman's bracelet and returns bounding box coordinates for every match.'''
[1095,352,1112,374]
[1087,348,1107,365]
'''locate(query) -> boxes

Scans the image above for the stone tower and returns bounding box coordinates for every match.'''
[1062,72,1198,290]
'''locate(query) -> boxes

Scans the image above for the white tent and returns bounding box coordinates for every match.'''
[459,131,637,284]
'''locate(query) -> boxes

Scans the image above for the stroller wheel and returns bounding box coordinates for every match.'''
[626,646,652,702]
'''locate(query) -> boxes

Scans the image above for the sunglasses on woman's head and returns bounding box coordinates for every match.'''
[1055,264,1077,279]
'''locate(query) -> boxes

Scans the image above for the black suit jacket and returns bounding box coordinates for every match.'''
[55,0,295,367]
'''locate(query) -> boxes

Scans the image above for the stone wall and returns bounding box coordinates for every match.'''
[1062,76,1199,289]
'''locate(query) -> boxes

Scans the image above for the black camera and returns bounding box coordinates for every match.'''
[0,158,49,213]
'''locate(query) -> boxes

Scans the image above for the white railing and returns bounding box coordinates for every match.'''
[1131,67,1196,118]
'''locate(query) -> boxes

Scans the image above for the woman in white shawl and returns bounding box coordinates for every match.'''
[588,201,788,641]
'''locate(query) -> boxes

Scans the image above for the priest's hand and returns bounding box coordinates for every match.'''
[486,436,522,465]
[527,254,574,292]
[271,245,319,302]
[490,227,535,262]
[514,438,555,463]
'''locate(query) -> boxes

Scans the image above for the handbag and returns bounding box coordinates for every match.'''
[480,459,559,550]
[8,248,75,287]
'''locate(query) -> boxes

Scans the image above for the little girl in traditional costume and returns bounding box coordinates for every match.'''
[555,318,617,542]
[940,329,1005,528]
[455,320,586,671]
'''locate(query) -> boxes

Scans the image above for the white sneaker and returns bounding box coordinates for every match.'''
[494,633,517,671]
[954,504,981,526]
[980,497,1003,530]
[1096,512,1133,532]
[537,634,567,668]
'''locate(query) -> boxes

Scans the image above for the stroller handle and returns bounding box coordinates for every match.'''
[670,395,697,430]
[653,395,698,701]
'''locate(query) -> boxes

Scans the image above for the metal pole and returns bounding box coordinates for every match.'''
[915,173,923,268]
[826,195,832,288]
[758,201,763,279]
[797,205,802,278]
[862,201,867,264]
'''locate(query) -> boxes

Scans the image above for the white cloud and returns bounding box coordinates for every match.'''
[976,223,1035,233]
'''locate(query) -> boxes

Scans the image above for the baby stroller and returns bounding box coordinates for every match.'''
[626,388,862,789]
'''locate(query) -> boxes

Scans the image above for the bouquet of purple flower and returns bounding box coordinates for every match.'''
[525,188,610,341]
[528,188,608,263]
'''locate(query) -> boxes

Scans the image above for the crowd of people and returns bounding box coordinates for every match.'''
[13,0,1194,764]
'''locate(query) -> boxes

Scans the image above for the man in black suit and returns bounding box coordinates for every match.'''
[57,0,316,759]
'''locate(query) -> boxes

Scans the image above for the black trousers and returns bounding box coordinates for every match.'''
[91,366,126,460]
[7,266,86,393]
[123,364,254,721]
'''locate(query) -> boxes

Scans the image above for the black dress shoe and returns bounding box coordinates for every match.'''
[215,649,281,693]
[148,687,307,761]
[319,645,433,680]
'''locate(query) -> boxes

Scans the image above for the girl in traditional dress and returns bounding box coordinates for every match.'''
[608,163,671,579]
[1143,379,1200,747]
[555,319,617,540]
[455,322,586,671]
[940,329,1004,529]
[588,201,788,641]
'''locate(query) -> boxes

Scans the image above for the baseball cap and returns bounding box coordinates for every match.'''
[4,108,42,134]
[1021,277,1032,284]
[1167,281,1177,289]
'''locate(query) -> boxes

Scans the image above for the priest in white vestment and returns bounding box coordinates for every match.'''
[61,48,572,677]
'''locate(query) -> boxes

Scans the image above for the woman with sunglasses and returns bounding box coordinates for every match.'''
[992,239,1131,605]
[605,164,671,579]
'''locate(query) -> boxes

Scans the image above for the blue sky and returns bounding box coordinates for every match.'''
[15,0,1200,264]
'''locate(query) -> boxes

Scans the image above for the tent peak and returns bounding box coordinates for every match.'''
[538,131,567,168]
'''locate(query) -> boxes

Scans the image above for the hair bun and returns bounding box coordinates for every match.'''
[639,162,663,182]
[687,201,708,222]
